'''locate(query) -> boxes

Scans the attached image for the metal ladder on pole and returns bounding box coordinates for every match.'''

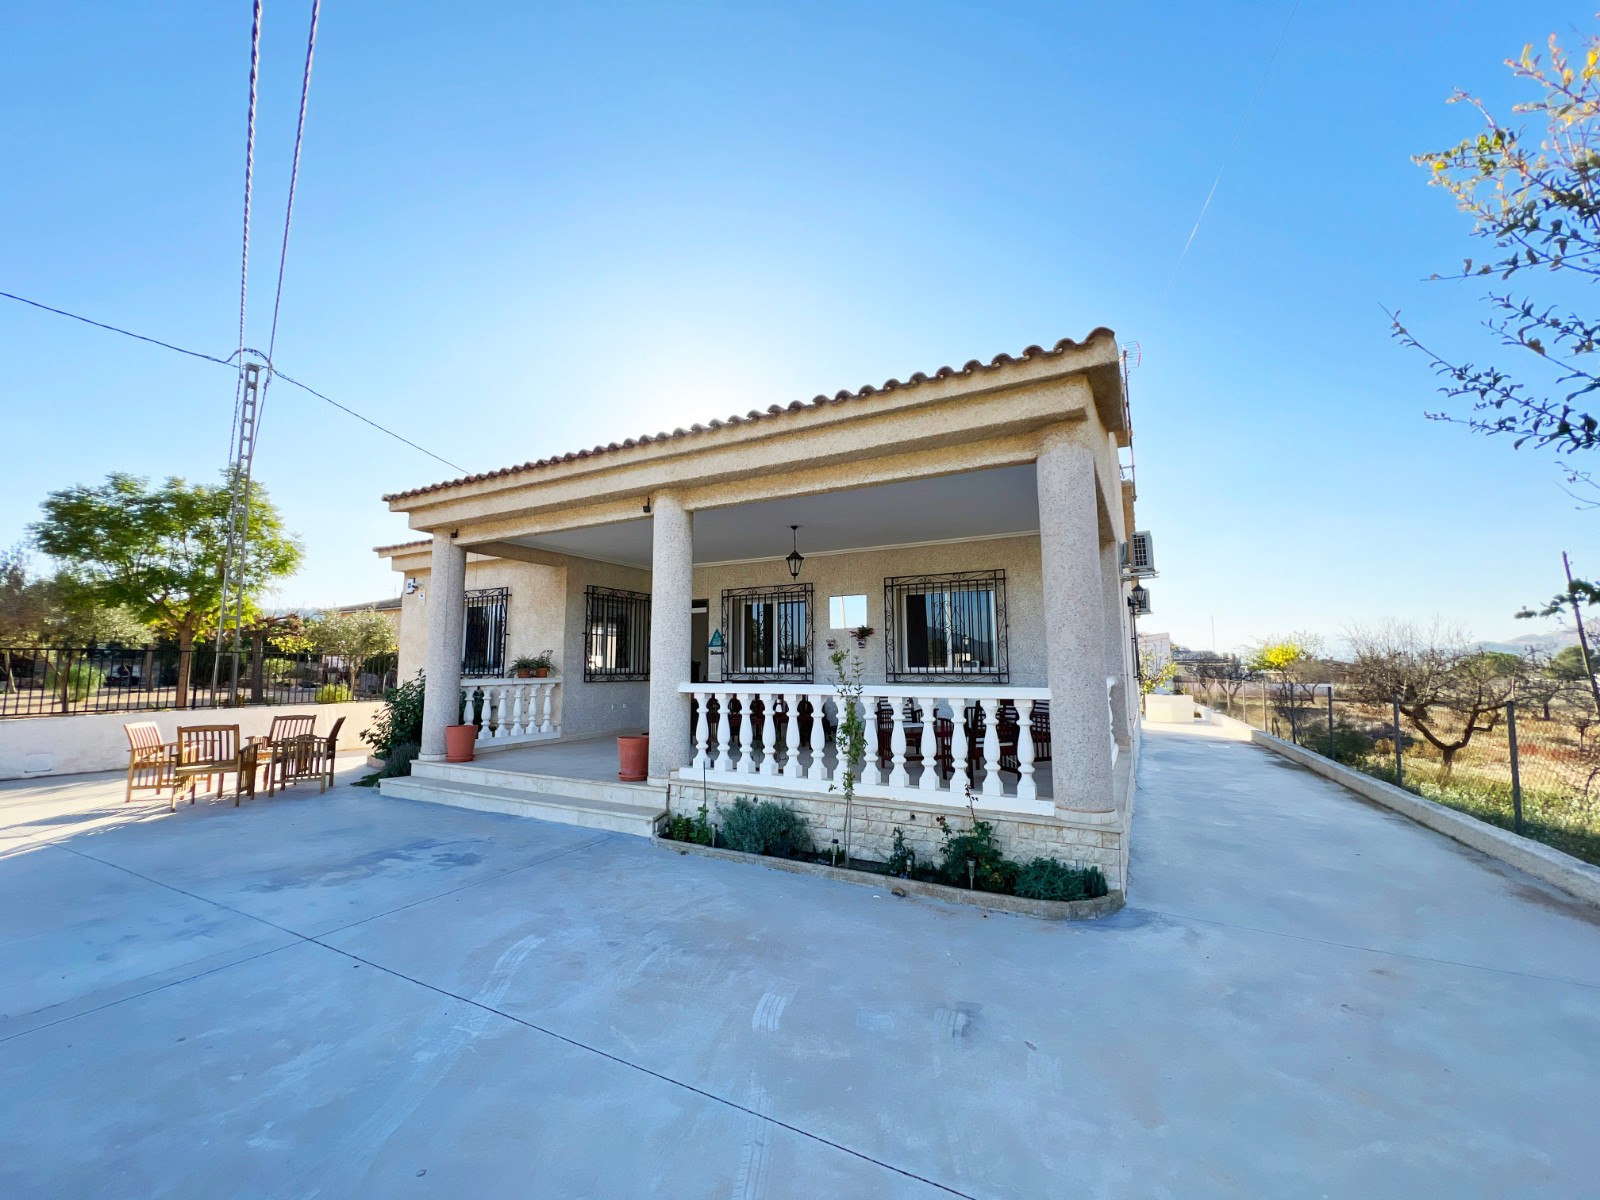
[210,361,267,702]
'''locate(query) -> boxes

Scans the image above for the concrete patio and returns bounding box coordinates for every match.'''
[1,723,1597,1197]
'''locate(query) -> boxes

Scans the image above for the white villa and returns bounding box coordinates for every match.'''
[375,329,1146,889]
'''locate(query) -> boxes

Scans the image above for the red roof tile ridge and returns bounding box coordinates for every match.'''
[382,328,1115,502]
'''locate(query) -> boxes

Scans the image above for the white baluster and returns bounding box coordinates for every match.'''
[949,697,969,795]
[508,683,525,737]
[780,692,799,776]
[487,686,504,739]
[541,683,556,734]
[714,692,735,772]
[691,690,709,771]
[760,694,779,776]
[979,696,1003,797]
[918,700,939,793]
[1016,701,1037,800]
[806,691,826,781]
[738,693,758,773]
[459,683,471,728]
[887,696,909,788]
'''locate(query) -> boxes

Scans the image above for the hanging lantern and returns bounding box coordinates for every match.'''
[786,524,804,580]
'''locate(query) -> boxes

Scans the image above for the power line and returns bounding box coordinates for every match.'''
[1160,0,1300,305]
[0,288,469,474]
[264,0,320,367]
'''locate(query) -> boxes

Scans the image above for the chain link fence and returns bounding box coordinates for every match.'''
[1178,675,1600,868]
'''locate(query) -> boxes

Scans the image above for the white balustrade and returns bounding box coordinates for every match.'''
[1106,675,1118,766]
[677,682,1054,816]
[459,678,562,746]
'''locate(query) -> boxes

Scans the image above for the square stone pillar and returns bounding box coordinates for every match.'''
[647,493,693,779]
[1036,430,1115,814]
[419,531,466,762]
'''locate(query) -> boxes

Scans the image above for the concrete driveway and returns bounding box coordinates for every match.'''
[1,724,1597,1199]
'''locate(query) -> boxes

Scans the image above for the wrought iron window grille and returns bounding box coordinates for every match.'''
[584,586,651,681]
[461,587,509,677]
[721,583,814,683]
[883,570,1009,684]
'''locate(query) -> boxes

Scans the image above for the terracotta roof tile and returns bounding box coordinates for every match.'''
[382,328,1115,503]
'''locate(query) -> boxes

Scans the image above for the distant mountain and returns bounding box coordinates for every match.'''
[1476,629,1581,656]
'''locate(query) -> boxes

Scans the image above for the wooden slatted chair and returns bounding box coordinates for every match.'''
[123,722,176,804]
[171,724,256,811]
[268,715,347,795]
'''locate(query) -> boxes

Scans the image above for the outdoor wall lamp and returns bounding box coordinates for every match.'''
[786,525,804,580]
[1128,582,1149,614]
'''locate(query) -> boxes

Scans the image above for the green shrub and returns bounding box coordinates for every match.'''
[934,813,1017,893]
[315,682,353,704]
[664,802,715,846]
[884,827,915,877]
[718,797,812,857]
[364,671,425,758]
[353,741,420,788]
[1295,720,1377,764]
[1013,857,1110,901]
[45,660,102,702]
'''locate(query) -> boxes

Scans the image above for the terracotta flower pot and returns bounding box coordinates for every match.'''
[515,669,533,678]
[445,724,477,763]
[534,667,550,678]
[617,734,649,782]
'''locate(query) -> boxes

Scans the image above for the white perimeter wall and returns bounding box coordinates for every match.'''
[0,701,383,780]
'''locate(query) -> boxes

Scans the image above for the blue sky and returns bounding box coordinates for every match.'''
[3,1,1596,653]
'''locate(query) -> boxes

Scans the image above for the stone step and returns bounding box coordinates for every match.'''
[380,776,664,837]
[409,758,660,808]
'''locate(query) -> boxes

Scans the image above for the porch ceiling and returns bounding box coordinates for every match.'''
[494,464,1040,569]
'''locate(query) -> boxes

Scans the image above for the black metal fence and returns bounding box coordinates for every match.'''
[0,645,399,719]
[1179,675,1600,868]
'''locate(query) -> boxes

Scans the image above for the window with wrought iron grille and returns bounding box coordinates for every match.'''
[884,570,1008,684]
[584,586,650,681]
[722,584,813,682]
[462,588,509,677]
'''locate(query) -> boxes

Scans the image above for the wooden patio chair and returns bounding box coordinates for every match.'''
[171,724,257,811]
[123,721,176,804]
[269,715,347,795]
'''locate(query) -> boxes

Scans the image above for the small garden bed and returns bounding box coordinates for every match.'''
[657,796,1123,922]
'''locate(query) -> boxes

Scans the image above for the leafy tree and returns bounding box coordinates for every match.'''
[30,471,302,707]
[0,546,55,648]
[307,607,398,693]
[1137,645,1179,695]
[1345,621,1520,775]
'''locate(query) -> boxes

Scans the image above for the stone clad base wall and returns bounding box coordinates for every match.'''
[667,778,1128,891]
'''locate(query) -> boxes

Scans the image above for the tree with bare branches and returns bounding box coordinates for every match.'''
[1345,621,1520,775]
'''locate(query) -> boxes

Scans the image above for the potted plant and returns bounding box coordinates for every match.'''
[444,723,477,762]
[851,624,875,650]
[512,651,556,678]
[617,732,649,782]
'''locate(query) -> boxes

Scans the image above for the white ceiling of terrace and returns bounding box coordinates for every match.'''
[500,464,1040,570]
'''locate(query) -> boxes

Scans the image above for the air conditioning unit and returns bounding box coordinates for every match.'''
[1129,585,1153,616]
[1125,530,1156,577]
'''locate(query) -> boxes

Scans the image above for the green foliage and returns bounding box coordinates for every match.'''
[1013,858,1109,902]
[45,659,101,701]
[828,647,867,858]
[1295,721,1378,765]
[884,827,915,878]
[31,470,302,645]
[315,682,353,704]
[364,671,425,758]
[664,801,715,846]
[1549,644,1592,680]
[308,608,397,690]
[512,651,555,672]
[353,741,420,787]
[717,796,812,857]
[934,809,1017,894]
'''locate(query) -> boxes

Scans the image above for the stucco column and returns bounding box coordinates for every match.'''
[1037,431,1115,814]
[647,493,693,779]
[419,531,466,762]
[1100,539,1132,748]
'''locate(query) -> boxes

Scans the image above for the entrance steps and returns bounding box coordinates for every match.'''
[380,759,665,837]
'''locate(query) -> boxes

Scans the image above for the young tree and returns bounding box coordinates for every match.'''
[1395,24,1600,462]
[1345,621,1519,775]
[307,608,399,693]
[30,472,302,708]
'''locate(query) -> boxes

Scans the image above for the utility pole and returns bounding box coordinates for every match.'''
[1562,551,1600,719]
[211,362,266,703]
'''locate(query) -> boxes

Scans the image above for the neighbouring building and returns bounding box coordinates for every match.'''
[374,329,1146,889]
